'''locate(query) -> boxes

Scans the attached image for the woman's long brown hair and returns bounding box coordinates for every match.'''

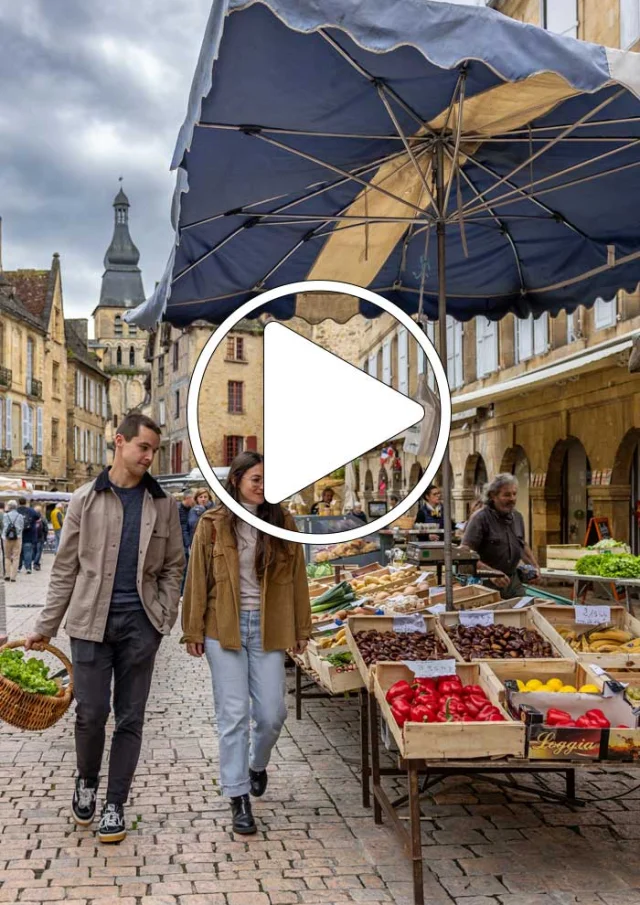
[219,451,291,578]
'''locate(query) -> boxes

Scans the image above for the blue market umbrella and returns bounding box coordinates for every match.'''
[127,0,640,604]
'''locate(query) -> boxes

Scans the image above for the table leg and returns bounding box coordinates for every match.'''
[295,663,302,721]
[369,690,383,825]
[437,564,443,584]
[408,762,424,905]
[360,688,370,809]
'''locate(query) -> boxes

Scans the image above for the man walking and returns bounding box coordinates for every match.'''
[25,412,184,844]
[462,473,540,599]
[16,497,40,574]
[177,489,194,593]
[2,501,24,582]
[50,502,65,552]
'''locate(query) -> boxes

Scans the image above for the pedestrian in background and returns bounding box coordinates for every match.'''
[0,502,5,577]
[187,487,213,545]
[17,497,40,574]
[50,502,65,551]
[25,412,184,845]
[182,451,311,836]
[2,501,24,582]
[0,577,6,647]
[178,489,195,594]
[32,506,46,571]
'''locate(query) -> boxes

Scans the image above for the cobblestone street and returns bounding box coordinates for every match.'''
[3,556,640,905]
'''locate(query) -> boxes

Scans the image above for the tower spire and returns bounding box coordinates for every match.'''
[95,183,145,309]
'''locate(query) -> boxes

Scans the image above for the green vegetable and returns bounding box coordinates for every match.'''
[575,552,640,579]
[323,651,354,667]
[0,649,60,696]
[307,562,334,579]
[589,538,630,553]
[310,581,354,612]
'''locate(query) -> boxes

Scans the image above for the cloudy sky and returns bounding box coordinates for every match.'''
[0,0,490,325]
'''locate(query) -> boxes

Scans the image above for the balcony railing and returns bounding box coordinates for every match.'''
[26,377,43,399]
[27,454,43,474]
[0,450,12,470]
[0,366,12,389]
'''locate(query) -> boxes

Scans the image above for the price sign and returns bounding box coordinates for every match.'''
[588,664,608,677]
[393,614,427,633]
[514,596,535,609]
[429,586,445,597]
[316,622,340,634]
[460,610,495,627]
[427,603,447,615]
[402,658,457,678]
[575,605,611,626]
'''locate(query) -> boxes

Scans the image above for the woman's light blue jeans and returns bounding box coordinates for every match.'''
[204,609,287,798]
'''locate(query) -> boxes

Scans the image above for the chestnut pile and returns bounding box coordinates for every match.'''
[353,630,448,666]
[447,623,555,661]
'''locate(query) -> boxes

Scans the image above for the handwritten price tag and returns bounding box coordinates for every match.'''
[514,596,535,609]
[393,614,427,633]
[427,603,447,615]
[316,622,340,634]
[588,664,608,677]
[402,658,457,678]
[460,610,494,627]
[575,605,611,626]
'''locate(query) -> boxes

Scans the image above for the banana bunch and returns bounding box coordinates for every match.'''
[557,625,637,653]
[318,627,347,649]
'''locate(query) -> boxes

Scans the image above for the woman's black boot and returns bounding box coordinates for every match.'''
[230,794,257,835]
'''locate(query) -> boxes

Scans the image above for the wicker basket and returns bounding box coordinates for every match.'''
[0,640,73,731]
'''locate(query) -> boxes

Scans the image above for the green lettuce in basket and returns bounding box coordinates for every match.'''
[0,649,61,696]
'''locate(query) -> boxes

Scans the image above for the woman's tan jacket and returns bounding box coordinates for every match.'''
[181,506,312,651]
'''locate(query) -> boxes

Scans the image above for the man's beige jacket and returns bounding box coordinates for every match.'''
[35,469,185,642]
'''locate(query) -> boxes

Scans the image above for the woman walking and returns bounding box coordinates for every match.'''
[187,487,214,546]
[182,452,311,835]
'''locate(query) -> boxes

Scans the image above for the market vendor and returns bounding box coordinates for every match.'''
[311,487,335,515]
[461,473,540,599]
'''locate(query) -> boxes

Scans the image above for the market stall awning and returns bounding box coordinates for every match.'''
[127,0,640,330]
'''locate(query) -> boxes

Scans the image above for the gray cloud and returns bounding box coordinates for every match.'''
[0,0,211,321]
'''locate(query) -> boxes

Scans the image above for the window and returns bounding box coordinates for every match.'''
[26,337,34,390]
[159,400,166,426]
[226,336,245,361]
[36,407,43,455]
[128,322,137,336]
[446,316,463,389]
[52,362,60,396]
[171,440,183,474]
[89,380,95,414]
[515,313,548,362]
[544,0,577,37]
[116,346,122,366]
[102,386,108,419]
[397,327,409,394]
[0,322,4,366]
[367,352,378,380]
[158,354,165,386]
[382,339,392,385]
[228,381,244,414]
[567,311,578,343]
[174,389,180,419]
[594,295,617,329]
[225,435,244,465]
[621,0,640,48]
[114,315,123,337]
[475,316,498,378]
[113,414,118,430]
[127,346,134,367]
[172,339,180,371]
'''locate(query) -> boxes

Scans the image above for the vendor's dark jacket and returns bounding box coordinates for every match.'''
[461,503,525,576]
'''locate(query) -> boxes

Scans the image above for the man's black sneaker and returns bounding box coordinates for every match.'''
[71,777,99,826]
[230,794,257,835]
[98,803,127,843]
[249,769,268,798]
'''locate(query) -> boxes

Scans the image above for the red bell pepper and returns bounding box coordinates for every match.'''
[386,680,414,704]
[575,715,600,729]
[413,677,438,693]
[410,703,437,724]
[546,708,574,726]
[414,690,440,709]
[584,709,610,728]
[391,697,412,727]
[463,694,488,719]
[437,676,462,695]
[461,685,487,699]
[616,725,631,729]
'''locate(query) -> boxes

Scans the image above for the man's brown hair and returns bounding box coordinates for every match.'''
[116,411,161,441]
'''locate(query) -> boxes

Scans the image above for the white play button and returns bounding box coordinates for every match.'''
[263,322,425,504]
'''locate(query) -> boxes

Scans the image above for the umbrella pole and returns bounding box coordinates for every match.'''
[435,139,454,611]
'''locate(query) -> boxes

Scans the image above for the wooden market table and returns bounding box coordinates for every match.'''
[541,568,640,608]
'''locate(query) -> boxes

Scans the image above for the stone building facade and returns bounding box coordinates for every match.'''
[91,188,150,449]
[0,254,69,488]
[65,319,110,489]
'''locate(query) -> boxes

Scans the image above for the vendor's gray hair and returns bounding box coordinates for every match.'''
[482,473,518,503]
[6,500,17,510]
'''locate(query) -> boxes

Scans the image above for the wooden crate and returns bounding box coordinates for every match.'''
[374,662,525,760]
[307,636,347,672]
[429,585,501,610]
[439,609,563,665]
[532,605,640,668]
[545,545,588,571]
[345,614,460,690]
[316,654,364,693]
[480,659,605,703]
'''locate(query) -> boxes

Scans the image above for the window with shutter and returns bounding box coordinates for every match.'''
[6,397,11,451]
[36,407,43,455]
[533,313,548,355]
[594,295,617,329]
[545,0,578,37]
[21,403,29,451]
[567,312,577,344]
[246,436,257,451]
[225,436,244,464]
[159,400,166,426]
[74,427,79,461]
[446,317,463,389]
[368,352,377,379]
[0,399,3,447]
[515,315,534,363]
[382,340,391,385]
[476,316,498,378]
[397,327,409,394]
[620,0,640,47]
[228,381,244,413]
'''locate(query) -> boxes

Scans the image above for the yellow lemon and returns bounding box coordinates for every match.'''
[558,685,577,693]
[579,684,600,694]
[525,679,543,691]
[516,679,526,692]
[546,678,564,692]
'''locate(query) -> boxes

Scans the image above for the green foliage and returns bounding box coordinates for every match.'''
[0,649,60,696]
[575,553,640,579]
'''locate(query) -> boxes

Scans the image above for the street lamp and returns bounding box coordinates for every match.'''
[24,442,33,471]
